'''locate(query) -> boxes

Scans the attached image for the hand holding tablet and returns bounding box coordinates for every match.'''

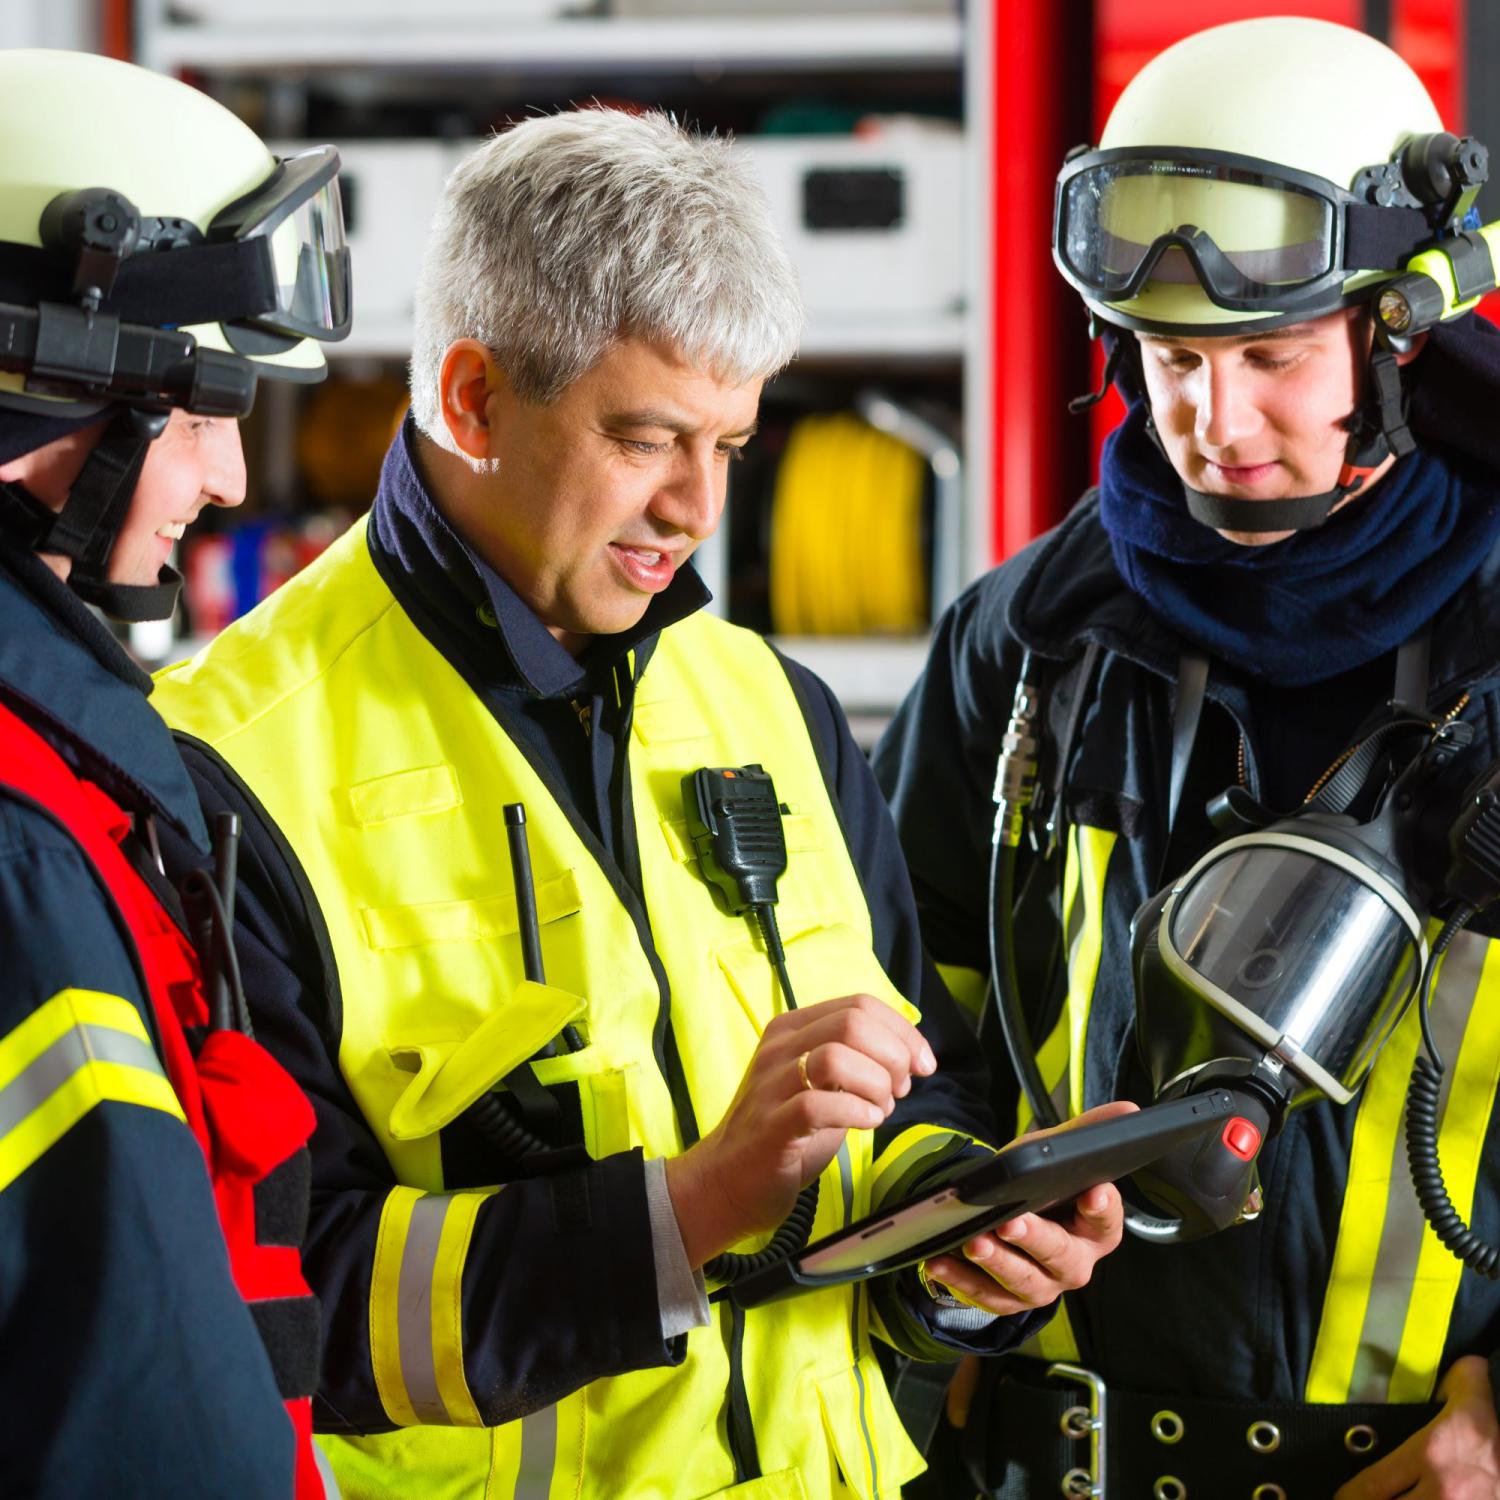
[725,1088,1237,1308]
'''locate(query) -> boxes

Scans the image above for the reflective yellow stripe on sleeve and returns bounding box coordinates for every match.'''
[0,988,183,1192]
[370,1185,499,1427]
[870,1123,981,1212]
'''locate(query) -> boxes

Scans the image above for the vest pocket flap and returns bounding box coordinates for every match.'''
[347,763,462,826]
[658,811,822,865]
[386,979,588,1140]
[815,1356,925,1500]
[716,922,920,1032]
[631,698,710,746]
[360,868,583,950]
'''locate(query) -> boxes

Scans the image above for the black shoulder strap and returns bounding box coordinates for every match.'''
[1040,640,1103,857]
[1169,652,1210,842]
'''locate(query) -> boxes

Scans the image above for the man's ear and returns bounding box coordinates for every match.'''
[438,340,508,463]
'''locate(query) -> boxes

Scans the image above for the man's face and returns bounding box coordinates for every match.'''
[457,339,762,651]
[1,407,245,587]
[107,410,246,586]
[1135,306,1381,546]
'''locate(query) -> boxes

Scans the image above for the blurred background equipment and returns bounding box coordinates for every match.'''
[740,120,964,354]
[30,0,1470,735]
[293,371,410,508]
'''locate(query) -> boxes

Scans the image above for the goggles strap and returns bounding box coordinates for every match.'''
[0,239,278,331]
[1343,203,1434,272]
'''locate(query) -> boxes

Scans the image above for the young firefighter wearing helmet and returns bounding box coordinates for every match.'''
[876,17,1500,1498]
[0,50,350,1498]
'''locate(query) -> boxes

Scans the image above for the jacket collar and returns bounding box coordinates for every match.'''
[0,535,209,850]
[367,419,711,701]
[1008,488,1500,708]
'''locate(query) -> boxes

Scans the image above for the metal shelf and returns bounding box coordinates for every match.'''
[328,316,966,364]
[139,13,962,75]
[770,634,929,713]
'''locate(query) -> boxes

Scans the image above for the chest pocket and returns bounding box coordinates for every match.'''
[715,923,917,1034]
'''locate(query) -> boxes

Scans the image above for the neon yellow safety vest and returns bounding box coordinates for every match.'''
[1004,823,1500,1404]
[156,517,963,1500]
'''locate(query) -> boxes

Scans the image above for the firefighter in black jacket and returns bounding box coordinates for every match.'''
[877,17,1500,1498]
[0,50,350,1497]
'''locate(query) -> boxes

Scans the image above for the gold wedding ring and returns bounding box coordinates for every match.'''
[797,1050,813,1091]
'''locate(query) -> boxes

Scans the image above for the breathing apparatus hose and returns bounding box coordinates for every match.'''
[1405,904,1500,1276]
[989,655,1189,1241]
[987,834,1061,1132]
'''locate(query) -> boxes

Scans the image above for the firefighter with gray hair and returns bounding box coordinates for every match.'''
[155,106,1128,1500]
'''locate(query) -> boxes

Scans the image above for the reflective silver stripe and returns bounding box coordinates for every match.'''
[0,1023,163,1138]
[516,1405,557,1498]
[1346,931,1487,1402]
[836,1140,854,1226]
[396,1193,452,1423]
[852,1357,881,1496]
[312,1441,342,1499]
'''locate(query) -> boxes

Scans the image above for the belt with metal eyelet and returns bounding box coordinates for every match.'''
[961,1357,1438,1498]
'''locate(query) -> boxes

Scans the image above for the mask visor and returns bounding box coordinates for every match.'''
[1160,835,1424,1100]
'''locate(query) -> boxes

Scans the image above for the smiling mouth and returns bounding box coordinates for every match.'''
[155,521,188,541]
[1203,459,1280,486]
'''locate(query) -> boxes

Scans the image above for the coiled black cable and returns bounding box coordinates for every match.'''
[705,905,820,1286]
[1405,905,1499,1277]
[466,1090,551,1160]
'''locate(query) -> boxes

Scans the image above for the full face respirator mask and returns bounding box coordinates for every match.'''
[990,650,1500,1270]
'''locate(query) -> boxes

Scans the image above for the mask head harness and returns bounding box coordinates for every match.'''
[0,147,349,620]
[1058,131,1496,534]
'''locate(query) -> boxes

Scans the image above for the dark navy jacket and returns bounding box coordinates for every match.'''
[875,492,1500,1404]
[0,539,297,1497]
[166,426,1029,1438]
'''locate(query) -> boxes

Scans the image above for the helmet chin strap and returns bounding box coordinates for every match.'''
[1170,344,1418,534]
[0,406,184,622]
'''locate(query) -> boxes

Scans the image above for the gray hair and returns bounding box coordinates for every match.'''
[410,109,803,446]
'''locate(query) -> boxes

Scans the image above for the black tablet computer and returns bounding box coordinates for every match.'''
[725,1088,1237,1308]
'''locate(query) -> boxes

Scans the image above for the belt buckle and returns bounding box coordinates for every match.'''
[1048,1361,1106,1498]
